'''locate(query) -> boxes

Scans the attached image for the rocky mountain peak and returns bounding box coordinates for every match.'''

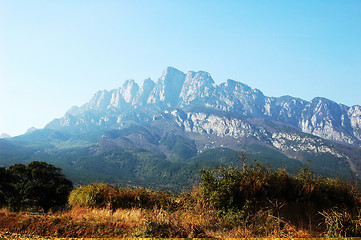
[222,79,259,96]
[108,80,139,109]
[133,78,156,106]
[179,70,216,106]
[66,105,82,116]
[161,66,184,78]
[185,70,214,83]
[120,79,140,103]
[147,67,186,106]
[142,78,155,87]
[45,67,361,147]
[86,89,111,112]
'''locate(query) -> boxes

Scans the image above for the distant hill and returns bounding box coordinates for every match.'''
[0,133,11,139]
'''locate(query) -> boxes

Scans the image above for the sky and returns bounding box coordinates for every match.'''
[1,1,361,137]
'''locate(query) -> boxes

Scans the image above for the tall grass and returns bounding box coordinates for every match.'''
[199,160,361,235]
[68,183,119,209]
[322,209,361,237]
[68,183,174,210]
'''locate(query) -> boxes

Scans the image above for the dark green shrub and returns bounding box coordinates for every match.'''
[0,167,14,207]
[5,161,73,212]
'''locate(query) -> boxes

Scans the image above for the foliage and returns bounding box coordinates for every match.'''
[68,183,174,210]
[2,148,361,237]
[160,133,197,161]
[0,167,13,206]
[2,155,361,238]
[68,183,119,209]
[65,155,361,237]
[322,209,361,237]
[1,137,356,192]
[200,157,360,229]
[1,161,73,212]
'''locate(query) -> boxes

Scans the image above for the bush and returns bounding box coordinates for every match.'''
[1,161,73,212]
[68,183,119,209]
[0,167,13,207]
[68,184,174,210]
[200,159,360,229]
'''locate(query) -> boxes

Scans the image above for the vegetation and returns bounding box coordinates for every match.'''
[1,158,361,238]
[0,161,73,212]
[68,183,173,210]
[1,136,356,191]
[200,159,360,235]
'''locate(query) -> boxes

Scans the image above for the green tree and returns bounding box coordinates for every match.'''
[7,161,73,212]
[0,167,14,207]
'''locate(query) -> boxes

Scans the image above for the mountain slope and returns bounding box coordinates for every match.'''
[3,67,361,187]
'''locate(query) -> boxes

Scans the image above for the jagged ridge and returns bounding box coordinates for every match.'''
[46,67,361,147]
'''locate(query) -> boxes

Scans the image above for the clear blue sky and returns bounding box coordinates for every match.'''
[1,1,360,136]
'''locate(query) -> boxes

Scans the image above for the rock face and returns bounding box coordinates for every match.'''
[133,78,155,106]
[168,108,347,159]
[46,67,361,148]
[147,67,186,107]
[179,71,216,107]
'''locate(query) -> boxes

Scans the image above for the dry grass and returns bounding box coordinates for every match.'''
[0,206,316,238]
[64,206,315,238]
[0,188,326,238]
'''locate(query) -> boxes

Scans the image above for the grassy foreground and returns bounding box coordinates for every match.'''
[0,205,309,238]
[1,161,361,238]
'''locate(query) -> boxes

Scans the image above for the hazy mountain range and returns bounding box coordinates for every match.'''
[0,133,11,139]
[1,67,361,189]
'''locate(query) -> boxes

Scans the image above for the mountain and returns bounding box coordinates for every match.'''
[46,67,361,147]
[3,67,361,188]
[0,133,11,139]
